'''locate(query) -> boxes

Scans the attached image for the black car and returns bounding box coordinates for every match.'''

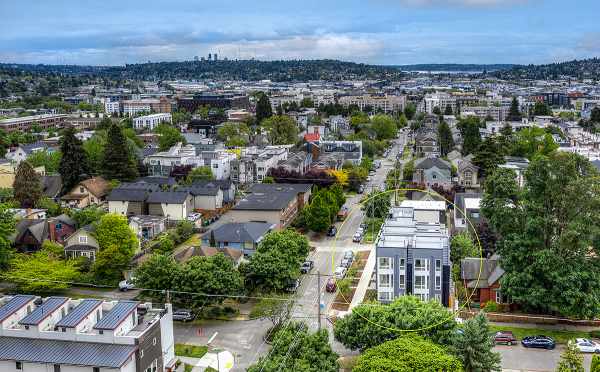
[172,309,195,322]
[327,226,337,237]
[285,278,301,293]
[521,336,556,349]
[300,260,314,274]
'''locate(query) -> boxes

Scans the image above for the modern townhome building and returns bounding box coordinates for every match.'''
[133,113,172,130]
[0,295,175,372]
[227,183,312,229]
[376,206,451,307]
[230,146,290,184]
[308,140,363,167]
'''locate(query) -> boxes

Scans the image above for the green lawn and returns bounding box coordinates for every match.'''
[362,218,384,243]
[489,325,592,344]
[175,343,208,358]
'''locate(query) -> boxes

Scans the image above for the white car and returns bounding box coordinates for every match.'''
[119,279,135,291]
[334,266,347,279]
[570,338,600,353]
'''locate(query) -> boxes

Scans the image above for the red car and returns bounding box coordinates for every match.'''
[494,331,517,345]
[325,278,337,293]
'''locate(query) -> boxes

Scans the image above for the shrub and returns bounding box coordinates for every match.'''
[482,300,500,313]
[591,355,600,372]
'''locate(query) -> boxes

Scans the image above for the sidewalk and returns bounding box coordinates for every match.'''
[490,321,598,332]
[349,248,375,310]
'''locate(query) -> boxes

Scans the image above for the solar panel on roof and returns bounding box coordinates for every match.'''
[19,297,68,326]
[0,295,35,323]
[55,299,102,328]
[93,301,138,330]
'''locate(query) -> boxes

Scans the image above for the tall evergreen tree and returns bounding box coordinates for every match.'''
[13,161,43,208]
[101,123,139,181]
[451,312,501,372]
[556,343,584,372]
[507,97,522,121]
[437,121,454,157]
[255,92,273,124]
[58,127,91,193]
[0,205,16,270]
[461,118,482,155]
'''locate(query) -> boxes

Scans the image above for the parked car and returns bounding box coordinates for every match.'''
[118,279,135,291]
[340,258,352,268]
[359,222,367,229]
[357,184,365,194]
[172,309,195,322]
[343,250,355,261]
[325,278,337,293]
[521,336,556,349]
[285,278,301,293]
[570,338,600,353]
[352,233,362,243]
[327,225,337,237]
[187,212,202,222]
[300,260,314,274]
[493,331,517,345]
[334,266,347,279]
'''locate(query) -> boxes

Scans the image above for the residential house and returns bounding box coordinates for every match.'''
[143,143,196,177]
[461,255,506,306]
[201,222,274,256]
[42,175,62,200]
[454,193,483,233]
[179,184,224,210]
[230,146,290,184]
[7,208,47,220]
[413,157,452,187]
[146,191,193,221]
[0,295,176,372]
[5,142,55,164]
[61,177,111,208]
[192,180,236,204]
[227,183,312,229]
[308,141,362,168]
[11,214,76,252]
[414,131,439,157]
[278,151,312,175]
[456,159,480,189]
[173,245,243,267]
[106,184,157,216]
[376,206,451,306]
[129,215,167,241]
[499,156,530,188]
[64,225,99,261]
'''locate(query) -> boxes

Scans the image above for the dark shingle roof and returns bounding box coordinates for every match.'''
[93,301,138,330]
[42,175,62,198]
[106,188,149,202]
[146,191,190,204]
[19,297,68,326]
[179,185,220,196]
[14,219,48,244]
[234,184,311,211]
[0,295,35,323]
[415,157,451,170]
[0,336,136,368]
[55,299,102,328]
[138,176,177,186]
[202,222,273,243]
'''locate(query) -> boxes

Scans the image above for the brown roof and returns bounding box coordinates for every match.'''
[172,245,242,264]
[79,177,111,198]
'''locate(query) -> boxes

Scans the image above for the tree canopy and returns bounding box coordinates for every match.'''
[154,123,186,151]
[59,127,91,193]
[13,161,43,208]
[437,121,454,157]
[261,115,298,145]
[92,214,138,283]
[451,313,501,372]
[101,123,139,181]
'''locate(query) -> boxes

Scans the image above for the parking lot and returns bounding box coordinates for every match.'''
[497,344,594,371]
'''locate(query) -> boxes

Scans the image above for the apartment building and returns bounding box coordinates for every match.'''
[461,105,510,122]
[123,97,171,116]
[423,93,456,115]
[376,207,451,307]
[133,113,172,131]
[230,146,289,184]
[105,100,121,115]
[0,295,175,372]
[0,114,68,133]
[338,94,406,113]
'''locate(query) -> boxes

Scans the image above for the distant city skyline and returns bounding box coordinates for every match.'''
[1,0,599,66]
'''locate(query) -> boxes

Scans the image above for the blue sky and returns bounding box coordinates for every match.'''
[1,0,599,66]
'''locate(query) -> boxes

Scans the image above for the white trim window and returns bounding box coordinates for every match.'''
[79,236,88,244]
[379,274,393,288]
[399,274,405,289]
[378,291,391,302]
[379,257,392,270]
[414,275,427,290]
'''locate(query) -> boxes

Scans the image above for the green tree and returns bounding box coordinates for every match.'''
[248,323,339,372]
[512,127,558,159]
[306,193,332,232]
[433,106,442,116]
[185,166,214,184]
[451,313,501,372]
[450,233,479,273]
[3,247,80,293]
[0,205,16,270]
[362,191,391,218]
[92,214,138,282]
[437,121,454,157]
[371,115,397,140]
[473,137,506,178]
[261,115,298,145]
[481,152,600,317]
[591,107,600,123]
[591,355,600,372]
[82,132,106,174]
[460,117,482,155]
[155,123,185,151]
[217,121,250,147]
[71,206,106,227]
[532,101,552,116]
[334,296,457,351]
[59,127,91,193]
[35,197,63,217]
[255,93,273,124]
[175,253,244,308]
[556,343,584,372]
[507,97,522,122]
[353,335,463,372]
[444,104,453,115]
[27,149,62,174]
[101,123,139,181]
[404,102,417,120]
[250,293,293,331]
[330,183,346,209]
[245,229,309,290]
[134,254,179,300]
[13,161,43,208]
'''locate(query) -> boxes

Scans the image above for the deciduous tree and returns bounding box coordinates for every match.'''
[261,115,298,145]
[92,214,138,283]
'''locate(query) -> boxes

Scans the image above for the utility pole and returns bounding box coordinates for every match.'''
[317,271,321,330]
[165,289,171,304]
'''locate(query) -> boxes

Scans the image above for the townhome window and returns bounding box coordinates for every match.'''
[54,365,61,372]
[379,274,392,288]
[399,258,405,270]
[435,275,441,290]
[414,275,426,290]
[378,291,391,301]
[399,274,405,289]
[93,368,100,372]
[378,257,391,270]
[79,236,88,244]
[435,259,441,271]
[16,362,22,370]
[414,259,427,271]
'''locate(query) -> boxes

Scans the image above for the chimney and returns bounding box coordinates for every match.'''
[49,220,56,242]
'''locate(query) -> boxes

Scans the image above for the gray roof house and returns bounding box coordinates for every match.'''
[201,222,275,256]
[64,225,99,261]
[461,255,506,304]
[413,157,452,187]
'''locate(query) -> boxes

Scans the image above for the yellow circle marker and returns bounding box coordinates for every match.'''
[330,187,484,333]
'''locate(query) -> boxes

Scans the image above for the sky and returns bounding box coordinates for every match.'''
[0,0,599,66]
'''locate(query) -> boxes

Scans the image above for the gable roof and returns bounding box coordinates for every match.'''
[461,257,504,288]
[106,188,150,202]
[78,177,111,198]
[179,185,221,196]
[42,175,62,198]
[146,191,190,204]
[414,157,451,170]
[202,222,273,243]
[14,219,48,244]
[234,183,311,211]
